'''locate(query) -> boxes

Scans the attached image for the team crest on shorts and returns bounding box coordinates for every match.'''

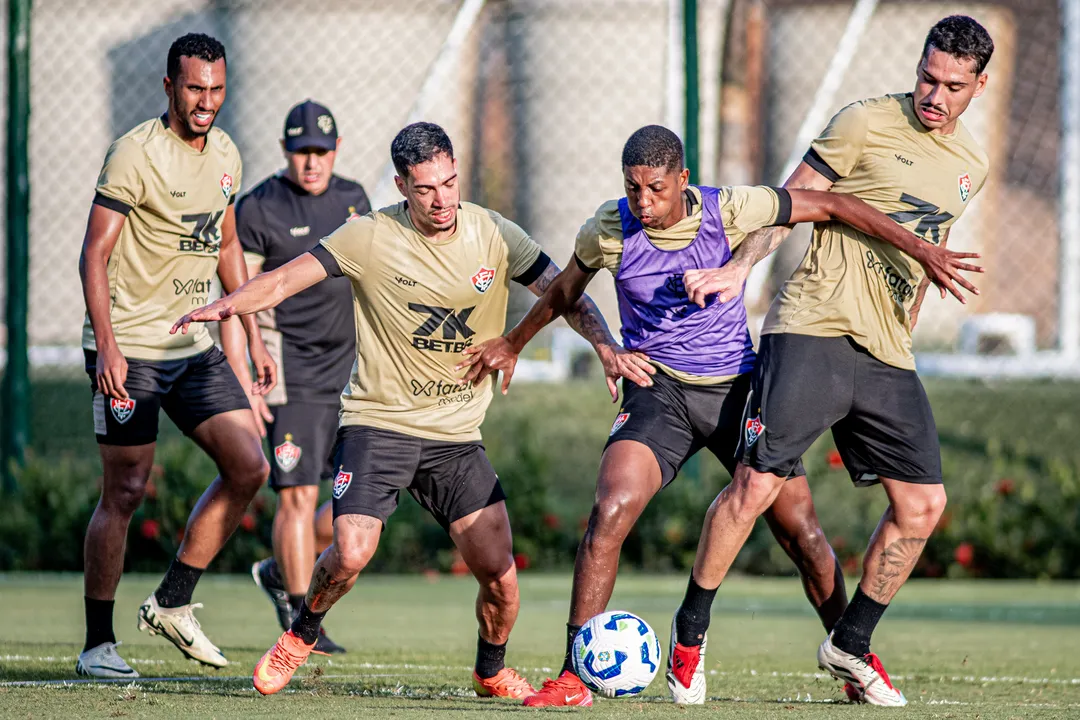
[471,266,496,294]
[220,172,234,200]
[609,411,630,436]
[958,172,971,203]
[110,398,136,424]
[332,470,353,499]
[274,434,302,473]
[745,415,765,447]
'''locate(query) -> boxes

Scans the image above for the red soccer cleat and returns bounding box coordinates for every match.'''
[472,667,537,699]
[522,669,593,707]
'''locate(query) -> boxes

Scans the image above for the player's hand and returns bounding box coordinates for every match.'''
[171,299,237,335]
[596,343,654,402]
[96,342,129,400]
[914,244,983,303]
[247,393,273,438]
[683,264,749,308]
[247,333,277,396]
[456,337,518,395]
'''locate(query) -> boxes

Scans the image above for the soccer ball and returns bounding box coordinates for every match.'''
[571,610,662,698]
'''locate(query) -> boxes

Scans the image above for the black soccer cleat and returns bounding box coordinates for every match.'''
[312,626,347,656]
[251,557,294,631]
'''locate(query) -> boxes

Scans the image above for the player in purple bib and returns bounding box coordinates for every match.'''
[457,126,979,708]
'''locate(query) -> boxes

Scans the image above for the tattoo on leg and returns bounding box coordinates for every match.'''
[308,566,349,612]
[868,537,925,603]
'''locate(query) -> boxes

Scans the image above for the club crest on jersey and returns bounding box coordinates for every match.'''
[958,173,971,203]
[609,411,630,436]
[346,205,362,222]
[471,266,496,294]
[220,172,234,200]
[745,415,764,447]
[111,398,136,424]
[274,434,302,473]
[332,470,353,499]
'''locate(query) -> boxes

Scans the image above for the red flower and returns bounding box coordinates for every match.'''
[826,449,844,470]
[514,553,531,571]
[831,535,847,551]
[578,516,590,532]
[842,555,860,575]
[253,495,267,513]
[995,478,1015,497]
[240,514,256,532]
[176,527,185,544]
[140,518,160,540]
[954,542,974,568]
[542,513,560,530]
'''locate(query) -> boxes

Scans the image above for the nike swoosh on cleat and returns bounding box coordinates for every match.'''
[564,694,582,703]
[90,665,135,674]
[145,612,195,647]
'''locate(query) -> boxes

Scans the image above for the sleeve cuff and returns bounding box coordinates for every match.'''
[228,194,236,206]
[93,192,133,216]
[773,188,792,225]
[513,251,552,286]
[574,253,600,274]
[309,243,344,278]
[802,148,841,183]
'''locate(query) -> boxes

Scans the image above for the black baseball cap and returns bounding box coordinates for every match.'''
[283,100,338,152]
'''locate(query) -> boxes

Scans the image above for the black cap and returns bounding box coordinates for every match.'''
[283,100,338,152]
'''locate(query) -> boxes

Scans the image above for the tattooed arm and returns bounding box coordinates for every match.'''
[456,257,654,401]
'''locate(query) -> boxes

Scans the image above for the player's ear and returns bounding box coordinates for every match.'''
[394,174,407,198]
[972,73,988,99]
[162,75,172,96]
[678,167,690,190]
[335,137,343,152]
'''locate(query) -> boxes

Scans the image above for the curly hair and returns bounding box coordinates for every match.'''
[391,122,454,178]
[621,125,684,172]
[922,15,994,74]
[167,33,227,81]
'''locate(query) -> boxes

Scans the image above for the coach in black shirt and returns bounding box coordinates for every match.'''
[237,100,369,655]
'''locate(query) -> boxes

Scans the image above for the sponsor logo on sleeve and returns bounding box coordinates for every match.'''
[609,411,630,436]
[332,470,353,499]
[220,172,234,200]
[274,434,302,473]
[111,398,136,424]
[744,415,764,447]
[471,266,496,294]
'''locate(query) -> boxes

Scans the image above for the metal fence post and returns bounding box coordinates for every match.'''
[684,0,699,183]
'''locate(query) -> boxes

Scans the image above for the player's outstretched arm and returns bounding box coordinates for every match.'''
[172,252,327,335]
[789,189,982,304]
[79,204,129,399]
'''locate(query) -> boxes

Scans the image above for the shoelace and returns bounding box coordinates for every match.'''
[497,669,532,692]
[268,640,308,674]
[539,674,579,693]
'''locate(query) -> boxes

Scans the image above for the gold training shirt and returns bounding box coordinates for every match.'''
[575,185,783,384]
[763,93,989,369]
[83,117,243,360]
[317,202,544,442]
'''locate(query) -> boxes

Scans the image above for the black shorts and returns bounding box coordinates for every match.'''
[741,333,942,485]
[268,401,339,491]
[84,347,251,446]
[330,426,506,531]
[605,371,806,485]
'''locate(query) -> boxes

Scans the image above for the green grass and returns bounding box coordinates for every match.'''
[1,574,1078,718]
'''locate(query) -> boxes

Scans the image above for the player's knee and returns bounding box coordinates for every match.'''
[103,478,146,516]
[590,491,643,539]
[277,486,318,517]
[333,530,379,576]
[895,485,947,536]
[728,472,784,522]
[477,561,517,601]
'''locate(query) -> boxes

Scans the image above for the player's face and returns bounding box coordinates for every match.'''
[395,152,459,239]
[283,140,339,195]
[913,47,987,134]
[163,56,226,138]
[623,165,691,230]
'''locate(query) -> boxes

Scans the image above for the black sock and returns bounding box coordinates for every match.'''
[288,593,307,616]
[475,634,507,679]
[154,557,204,608]
[830,586,888,657]
[675,574,718,646]
[84,597,116,652]
[561,624,582,673]
[290,600,327,644]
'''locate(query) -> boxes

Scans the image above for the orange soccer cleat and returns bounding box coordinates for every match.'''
[472,667,537,699]
[522,669,593,707]
[253,630,315,696]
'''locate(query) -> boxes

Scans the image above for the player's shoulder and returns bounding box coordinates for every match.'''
[205,127,241,162]
[458,200,525,237]
[236,174,285,213]
[953,120,990,169]
[328,174,367,197]
[106,117,162,159]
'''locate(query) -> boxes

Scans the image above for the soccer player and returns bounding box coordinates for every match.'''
[75,33,276,678]
[671,15,993,706]
[456,125,981,708]
[237,100,370,655]
[172,122,621,698]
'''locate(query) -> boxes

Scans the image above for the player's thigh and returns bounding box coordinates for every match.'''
[741,334,855,478]
[85,349,166,447]
[267,401,337,492]
[604,372,697,488]
[832,350,942,487]
[449,500,515,583]
[330,426,421,525]
[762,475,826,546]
[411,440,505,535]
[162,346,252,439]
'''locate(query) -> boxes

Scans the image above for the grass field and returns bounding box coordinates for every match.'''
[1,574,1078,718]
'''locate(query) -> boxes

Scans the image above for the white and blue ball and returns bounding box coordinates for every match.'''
[571,610,661,698]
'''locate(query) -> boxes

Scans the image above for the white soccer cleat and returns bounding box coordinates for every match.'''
[75,641,140,679]
[817,632,907,707]
[666,614,707,704]
[137,593,228,668]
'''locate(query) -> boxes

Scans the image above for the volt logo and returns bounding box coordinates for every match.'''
[408,303,476,353]
[886,193,952,245]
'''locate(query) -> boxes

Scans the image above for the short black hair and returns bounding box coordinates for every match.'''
[621,125,684,172]
[922,15,994,75]
[167,33,227,81]
[391,122,454,178]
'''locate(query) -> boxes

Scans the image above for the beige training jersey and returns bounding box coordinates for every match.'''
[82,117,243,360]
[575,185,782,384]
[318,201,543,442]
[763,93,989,369]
